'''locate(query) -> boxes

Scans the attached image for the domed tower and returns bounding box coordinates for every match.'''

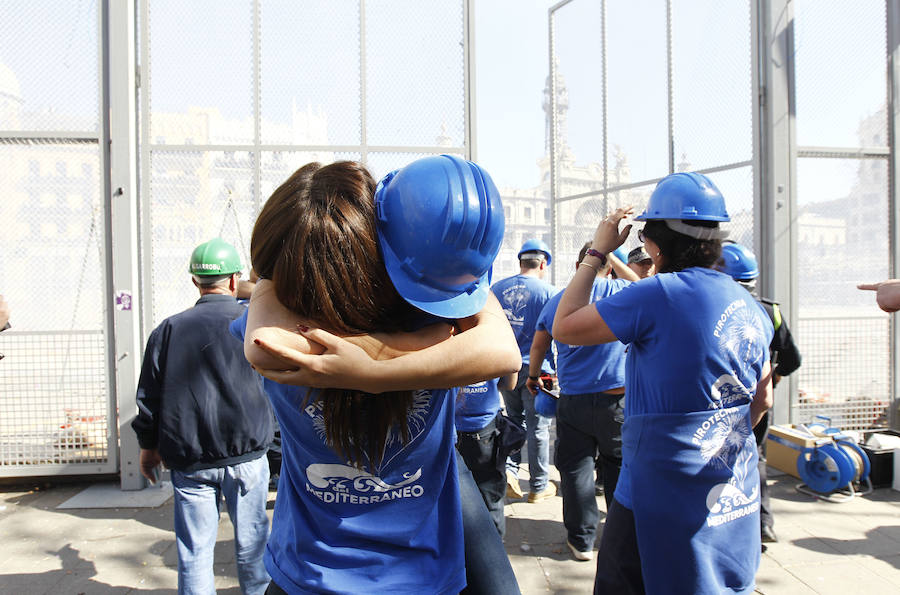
[542,59,573,164]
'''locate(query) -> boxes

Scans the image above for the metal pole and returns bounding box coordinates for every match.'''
[887,0,900,428]
[107,0,144,489]
[666,0,675,174]
[758,0,797,426]
[601,0,608,215]
[253,0,262,214]
[465,0,476,161]
[359,0,368,164]
[548,7,559,286]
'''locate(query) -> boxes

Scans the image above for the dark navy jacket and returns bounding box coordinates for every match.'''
[132,294,273,471]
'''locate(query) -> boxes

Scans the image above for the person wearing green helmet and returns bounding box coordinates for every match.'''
[133,237,273,595]
[188,237,243,279]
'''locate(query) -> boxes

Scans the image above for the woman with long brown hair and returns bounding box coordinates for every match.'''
[231,157,520,594]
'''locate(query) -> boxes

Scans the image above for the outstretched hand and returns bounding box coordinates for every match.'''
[252,327,383,392]
[858,279,900,313]
[592,206,634,255]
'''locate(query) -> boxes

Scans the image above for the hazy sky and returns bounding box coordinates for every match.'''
[0,0,889,202]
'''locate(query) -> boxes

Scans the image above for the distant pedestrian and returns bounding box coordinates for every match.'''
[492,239,560,503]
[531,241,630,562]
[626,245,655,279]
[455,372,518,538]
[132,238,272,595]
[718,242,801,545]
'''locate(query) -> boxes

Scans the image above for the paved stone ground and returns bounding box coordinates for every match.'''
[1,469,899,594]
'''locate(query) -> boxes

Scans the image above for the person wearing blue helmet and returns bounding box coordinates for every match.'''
[231,159,521,594]
[554,172,774,594]
[717,241,801,546]
[530,241,631,562]
[491,238,560,503]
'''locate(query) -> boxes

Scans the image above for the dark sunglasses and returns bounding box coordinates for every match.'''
[638,229,646,243]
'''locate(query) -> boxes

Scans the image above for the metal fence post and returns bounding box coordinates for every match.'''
[887,0,900,429]
[756,0,797,426]
[106,0,144,490]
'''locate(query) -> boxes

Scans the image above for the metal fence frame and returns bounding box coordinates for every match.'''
[0,1,119,478]
[548,0,900,430]
[126,0,474,488]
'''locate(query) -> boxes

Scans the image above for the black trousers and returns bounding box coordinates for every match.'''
[593,498,645,595]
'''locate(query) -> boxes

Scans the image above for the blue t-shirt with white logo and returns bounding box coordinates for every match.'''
[594,267,774,508]
[231,310,465,595]
[455,378,501,432]
[536,278,630,395]
[491,274,559,373]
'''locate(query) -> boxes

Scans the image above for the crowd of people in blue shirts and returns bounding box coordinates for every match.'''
[134,154,816,594]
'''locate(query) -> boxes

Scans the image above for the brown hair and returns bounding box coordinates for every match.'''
[251,161,418,470]
[577,241,611,274]
[640,220,722,274]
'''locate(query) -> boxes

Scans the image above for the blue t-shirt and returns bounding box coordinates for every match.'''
[491,274,559,373]
[455,378,501,432]
[594,267,774,509]
[536,278,630,395]
[231,311,465,595]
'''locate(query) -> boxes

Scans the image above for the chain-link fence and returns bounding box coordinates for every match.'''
[794,0,892,430]
[140,0,469,328]
[544,0,755,290]
[543,0,895,431]
[0,2,113,475]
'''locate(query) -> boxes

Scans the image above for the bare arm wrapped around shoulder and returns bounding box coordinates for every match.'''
[245,280,521,393]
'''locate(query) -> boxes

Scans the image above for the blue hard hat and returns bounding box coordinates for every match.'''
[518,238,552,266]
[717,243,759,281]
[375,154,505,318]
[612,247,627,264]
[635,172,730,222]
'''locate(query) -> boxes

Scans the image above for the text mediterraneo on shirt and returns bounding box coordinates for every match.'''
[303,390,432,505]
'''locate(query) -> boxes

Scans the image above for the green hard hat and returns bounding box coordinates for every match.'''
[189,238,242,276]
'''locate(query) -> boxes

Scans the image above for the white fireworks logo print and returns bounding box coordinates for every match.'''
[699,410,753,477]
[501,285,529,326]
[697,409,760,519]
[717,302,767,370]
[308,389,434,473]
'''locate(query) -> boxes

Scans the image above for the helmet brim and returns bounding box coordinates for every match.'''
[388,266,492,319]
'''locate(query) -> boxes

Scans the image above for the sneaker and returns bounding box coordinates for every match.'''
[567,540,594,562]
[761,525,777,543]
[527,481,557,503]
[594,483,604,497]
[506,470,524,499]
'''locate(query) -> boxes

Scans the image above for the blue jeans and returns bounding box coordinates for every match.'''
[457,450,521,595]
[502,368,551,492]
[555,391,624,551]
[457,413,506,538]
[172,455,271,595]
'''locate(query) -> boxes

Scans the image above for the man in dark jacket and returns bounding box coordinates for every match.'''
[718,242,801,545]
[132,238,273,595]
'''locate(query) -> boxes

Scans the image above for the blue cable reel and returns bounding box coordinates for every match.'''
[796,431,872,502]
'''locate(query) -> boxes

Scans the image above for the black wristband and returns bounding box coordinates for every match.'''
[528,375,539,381]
